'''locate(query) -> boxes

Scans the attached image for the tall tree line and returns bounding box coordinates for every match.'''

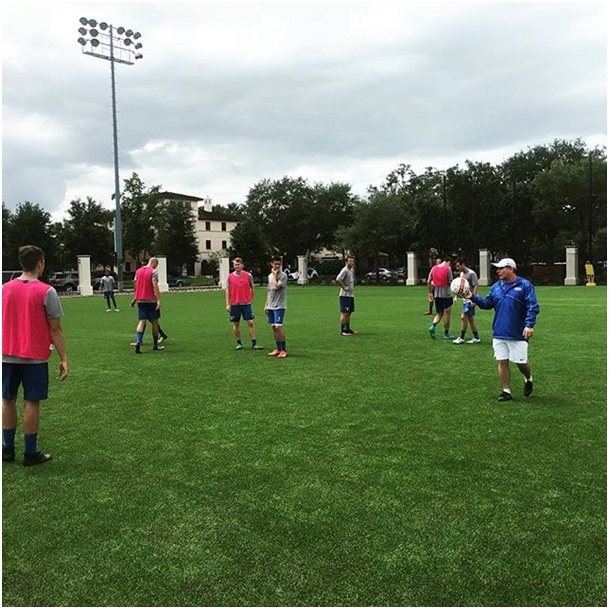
[2,140,606,277]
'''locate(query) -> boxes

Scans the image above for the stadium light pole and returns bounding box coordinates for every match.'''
[77,18,143,291]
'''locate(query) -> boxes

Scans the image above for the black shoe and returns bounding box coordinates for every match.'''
[23,451,52,466]
[497,391,513,402]
[3,447,15,463]
[153,345,165,351]
[135,344,142,354]
[524,380,534,397]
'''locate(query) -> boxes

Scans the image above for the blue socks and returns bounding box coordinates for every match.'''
[24,433,37,454]
[3,428,16,449]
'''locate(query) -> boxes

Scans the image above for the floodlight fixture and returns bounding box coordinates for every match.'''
[76,18,144,292]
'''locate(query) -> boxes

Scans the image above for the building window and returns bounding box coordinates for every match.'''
[205,221,211,231]
[221,222,227,231]
[206,240,211,250]
[222,240,227,249]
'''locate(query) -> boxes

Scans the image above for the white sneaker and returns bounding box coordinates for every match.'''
[467,338,480,344]
[106,309,111,312]
[453,337,465,344]
[114,309,120,312]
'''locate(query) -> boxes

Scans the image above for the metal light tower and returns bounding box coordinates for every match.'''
[77,18,143,291]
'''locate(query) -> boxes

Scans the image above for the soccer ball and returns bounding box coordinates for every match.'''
[450,277,470,298]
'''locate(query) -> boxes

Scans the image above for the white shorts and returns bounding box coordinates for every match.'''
[492,338,529,364]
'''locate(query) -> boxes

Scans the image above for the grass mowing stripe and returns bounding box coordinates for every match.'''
[2,286,606,606]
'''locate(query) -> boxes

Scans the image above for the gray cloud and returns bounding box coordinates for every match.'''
[2,2,606,217]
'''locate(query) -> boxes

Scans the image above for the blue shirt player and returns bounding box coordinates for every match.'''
[466,258,540,402]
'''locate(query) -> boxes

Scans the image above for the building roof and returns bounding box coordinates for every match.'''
[198,208,240,222]
[158,191,204,203]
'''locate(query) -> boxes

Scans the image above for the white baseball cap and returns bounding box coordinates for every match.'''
[492,257,517,269]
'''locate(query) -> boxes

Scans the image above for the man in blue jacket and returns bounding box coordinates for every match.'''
[465,258,540,402]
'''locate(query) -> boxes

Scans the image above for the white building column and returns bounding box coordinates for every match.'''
[564,246,578,286]
[219,257,230,289]
[406,251,418,286]
[297,255,307,285]
[479,249,491,286]
[77,255,93,296]
[157,256,169,293]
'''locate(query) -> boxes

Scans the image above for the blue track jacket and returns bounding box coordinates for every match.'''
[470,276,540,341]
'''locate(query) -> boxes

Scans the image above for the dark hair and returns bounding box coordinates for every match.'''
[18,245,44,272]
[456,258,466,265]
[271,256,282,263]
[233,257,243,264]
[443,256,451,263]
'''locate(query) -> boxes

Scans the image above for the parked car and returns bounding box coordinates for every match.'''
[287,268,319,281]
[48,271,79,292]
[365,268,399,281]
[167,276,188,288]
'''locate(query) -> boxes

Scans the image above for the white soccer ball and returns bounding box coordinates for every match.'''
[450,277,470,297]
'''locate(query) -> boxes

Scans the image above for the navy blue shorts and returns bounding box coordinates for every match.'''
[103,290,115,299]
[434,297,453,313]
[230,304,254,323]
[2,362,49,402]
[462,301,476,317]
[339,296,355,313]
[138,302,159,322]
[267,309,285,326]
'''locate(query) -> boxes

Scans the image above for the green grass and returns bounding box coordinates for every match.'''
[2,285,606,606]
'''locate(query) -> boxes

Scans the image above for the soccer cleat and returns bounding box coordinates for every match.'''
[135,344,142,354]
[252,344,264,350]
[114,309,120,312]
[342,331,354,336]
[267,349,280,356]
[106,309,111,312]
[277,351,288,358]
[235,344,243,350]
[153,345,165,351]
[452,337,465,344]
[442,334,454,340]
[497,391,513,402]
[23,451,52,466]
[3,447,15,463]
[428,325,435,339]
[524,380,534,397]
[349,330,359,335]
[467,338,481,344]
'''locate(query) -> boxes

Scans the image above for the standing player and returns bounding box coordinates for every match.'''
[465,258,539,401]
[264,256,288,358]
[452,258,481,344]
[226,257,263,350]
[427,256,454,339]
[131,257,163,354]
[425,257,442,315]
[100,269,119,312]
[336,255,358,336]
[2,245,69,466]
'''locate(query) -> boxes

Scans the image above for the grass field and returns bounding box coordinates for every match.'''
[2,285,606,607]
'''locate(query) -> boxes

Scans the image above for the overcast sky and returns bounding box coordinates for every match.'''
[2,1,607,221]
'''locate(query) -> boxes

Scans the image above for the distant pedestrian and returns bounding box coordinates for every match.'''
[336,255,358,335]
[2,245,69,466]
[226,257,263,350]
[265,256,288,358]
[466,258,540,401]
[100,269,119,312]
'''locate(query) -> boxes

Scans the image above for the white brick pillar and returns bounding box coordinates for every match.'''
[77,256,93,296]
[219,257,230,289]
[564,246,578,286]
[406,251,418,286]
[157,256,169,293]
[479,249,491,286]
[297,255,307,285]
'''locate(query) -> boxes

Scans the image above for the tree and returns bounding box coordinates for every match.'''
[228,219,270,282]
[3,202,59,274]
[61,197,115,269]
[121,173,161,264]
[2,203,17,270]
[154,201,200,275]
